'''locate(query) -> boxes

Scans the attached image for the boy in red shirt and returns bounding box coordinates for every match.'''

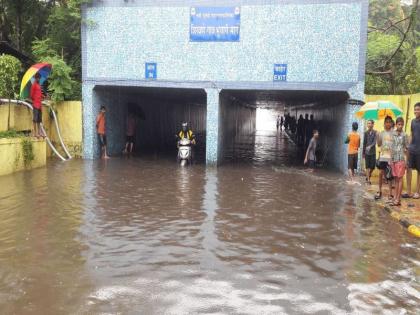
[30,73,43,138]
[96,106,109,159]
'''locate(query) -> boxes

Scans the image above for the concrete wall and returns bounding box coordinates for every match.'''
[92,86,207,158]
[82,0,368,163]
[218,92,256,161]
[0,138,46,177]
[289,99,362,173]
[0,101,83,158]
[83,0,366,85]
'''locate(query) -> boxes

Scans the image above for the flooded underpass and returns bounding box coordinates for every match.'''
[0,132,419,314]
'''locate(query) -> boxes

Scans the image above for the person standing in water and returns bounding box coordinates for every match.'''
[123,111,136,154]
[304,130,319,172]
[96,106,110,159]
[346,122,361,183]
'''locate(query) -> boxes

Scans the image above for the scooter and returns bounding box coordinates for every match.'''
[177,138,192,166]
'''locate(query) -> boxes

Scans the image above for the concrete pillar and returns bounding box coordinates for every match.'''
[82,83,99,159]
[205,88,220,165]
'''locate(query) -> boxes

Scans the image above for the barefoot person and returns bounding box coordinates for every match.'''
[390,117,408,206]
[346,122,360,182]
[403,102,420,199]
[30,73,44,138]
[363,120,377,184]
[304,129,319,172]
[96,106,109,159]
[123,112,136,154]
[376,116,394,200]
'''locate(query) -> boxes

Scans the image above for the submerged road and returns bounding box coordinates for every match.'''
[0,131,418,314]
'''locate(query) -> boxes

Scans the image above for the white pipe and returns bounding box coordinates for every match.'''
[42,101,72,159]
[0,98,67,161]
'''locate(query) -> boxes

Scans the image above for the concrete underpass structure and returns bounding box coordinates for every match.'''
[82,0,368,172]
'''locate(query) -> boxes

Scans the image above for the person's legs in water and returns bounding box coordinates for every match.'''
[99,134,109,159]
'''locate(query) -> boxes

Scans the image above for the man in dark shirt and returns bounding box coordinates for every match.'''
[363,119,377,184]
[404,102,420,199]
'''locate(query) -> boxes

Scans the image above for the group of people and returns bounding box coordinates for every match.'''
[95,106,196,160]
[347,103,420,206]
[277,113,317,148]
[301,102,420,207]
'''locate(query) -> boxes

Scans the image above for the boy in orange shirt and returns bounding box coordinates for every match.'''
[346,122,361,183]
[96,106,109,159]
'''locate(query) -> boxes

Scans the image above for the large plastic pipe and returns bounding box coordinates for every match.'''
[0,98,68,161]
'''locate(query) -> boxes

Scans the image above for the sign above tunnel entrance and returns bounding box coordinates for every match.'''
[273,64,288,81]
[145,62,157,80]
[190,7,241,42]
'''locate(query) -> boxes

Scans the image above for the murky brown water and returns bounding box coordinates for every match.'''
[0,131,418,314]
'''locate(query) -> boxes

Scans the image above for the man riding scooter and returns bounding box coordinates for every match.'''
[177,122,196,165]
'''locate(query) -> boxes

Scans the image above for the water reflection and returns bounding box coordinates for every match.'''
[0,131,418,314]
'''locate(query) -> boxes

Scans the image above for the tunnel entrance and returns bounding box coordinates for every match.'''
[94,86,207,162]
[219,89,350,170]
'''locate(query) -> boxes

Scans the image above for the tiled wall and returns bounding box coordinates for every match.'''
[82,0,368,164]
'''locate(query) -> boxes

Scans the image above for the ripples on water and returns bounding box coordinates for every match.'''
[0,131,418,314]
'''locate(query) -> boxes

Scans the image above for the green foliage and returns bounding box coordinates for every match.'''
[42,56,75,103]
[365,0,419,95]
[32,38,80,102]
[0,129,22,138]
[0,54,22,98]
[21,137,34,166]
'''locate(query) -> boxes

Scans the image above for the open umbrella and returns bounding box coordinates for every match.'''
[355,100,403,120]
[19,63,52,99]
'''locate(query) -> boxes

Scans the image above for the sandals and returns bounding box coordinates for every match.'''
[413,193,420,199]
[402,193,412,198]
[374,192,382,200]
[392,201,401,206]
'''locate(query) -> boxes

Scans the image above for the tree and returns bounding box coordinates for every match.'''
[366,0,419,94]
[0,54,22,129]
[32,39,79,102]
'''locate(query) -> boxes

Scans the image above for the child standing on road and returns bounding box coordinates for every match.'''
[376,116,394,200]
[390,117,408,206]
[96,106,109,159]
[304,129,319,172]
[346,122,361,183]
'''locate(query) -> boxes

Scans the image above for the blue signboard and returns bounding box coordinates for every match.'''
[273,64,287,81]
[145,62,157,79]
[190,7,241,42]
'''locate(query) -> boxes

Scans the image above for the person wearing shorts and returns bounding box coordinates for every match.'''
[30,73,44,138]
[123,112,136,154]
[96,106,109,159]
[346,122,360,183]
[376,116,394,200]
[363,120,377,184]
[404,102,420,199]
[390,117,408,206]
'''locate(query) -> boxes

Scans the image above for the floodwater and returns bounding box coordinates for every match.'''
[0,131,418,315]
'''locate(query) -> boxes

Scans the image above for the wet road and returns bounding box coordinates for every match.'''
[0,131,418,314]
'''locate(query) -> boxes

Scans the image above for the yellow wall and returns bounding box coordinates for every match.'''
[0,138,46,176]
[0,101,83,158]
[44,101,83,158]
[364,94,419,189]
